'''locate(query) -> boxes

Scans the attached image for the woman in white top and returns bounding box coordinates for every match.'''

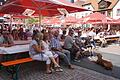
[29,32,62,73]
[43,33,62,72]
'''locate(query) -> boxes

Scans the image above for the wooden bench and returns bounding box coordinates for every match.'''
[106,38,118,41]
[1,58,33,66]
[1,58,33,80]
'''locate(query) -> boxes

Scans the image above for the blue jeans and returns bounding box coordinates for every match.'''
[55,49,71,65]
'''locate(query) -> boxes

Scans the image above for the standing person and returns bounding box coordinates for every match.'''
[50,30,74,69]
[88,28,96,48]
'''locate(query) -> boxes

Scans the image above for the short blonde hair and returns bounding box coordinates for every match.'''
[34,32,43,46]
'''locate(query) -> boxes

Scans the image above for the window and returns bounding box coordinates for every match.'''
[117,9,120,16]
[88,7,90,9]
[85,13,88,16]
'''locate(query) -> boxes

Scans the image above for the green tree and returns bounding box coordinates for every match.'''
[26,18,38,24]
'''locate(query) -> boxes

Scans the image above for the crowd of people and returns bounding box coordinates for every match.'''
[28,27,100,74]
[0,23,120,74]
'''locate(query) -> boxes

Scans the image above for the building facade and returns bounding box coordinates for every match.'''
[112,0,120,19]
[66,0,75,3]
[73,0,120,19]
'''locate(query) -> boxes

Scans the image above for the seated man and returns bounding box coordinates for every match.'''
[64,29,79,60]
[75,36,91,61]
[50,30,74,69]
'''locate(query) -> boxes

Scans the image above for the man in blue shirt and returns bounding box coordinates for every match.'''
[50,30,74,69]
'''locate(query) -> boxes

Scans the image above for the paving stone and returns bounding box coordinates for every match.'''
[0,61,119,80]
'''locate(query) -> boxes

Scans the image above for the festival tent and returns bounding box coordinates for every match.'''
[0,0,88,16]
[78,12,113,24]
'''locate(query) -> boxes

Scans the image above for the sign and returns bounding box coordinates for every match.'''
[22,9,35,16]
[3,14,11,18]
[57,8,69,15]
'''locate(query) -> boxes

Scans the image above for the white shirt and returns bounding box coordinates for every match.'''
[88,31,96,37]
[42,41,50,52]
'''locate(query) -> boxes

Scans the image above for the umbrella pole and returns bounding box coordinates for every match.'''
[10,14,12,32]
[31,0,42,31]
[39,11,42,31]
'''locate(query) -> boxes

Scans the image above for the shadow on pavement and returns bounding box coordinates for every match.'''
[72,58,120,79]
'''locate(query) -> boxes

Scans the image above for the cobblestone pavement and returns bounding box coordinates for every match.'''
[97,45,120,56]
[96,45,120,67]
[0,62,119,80]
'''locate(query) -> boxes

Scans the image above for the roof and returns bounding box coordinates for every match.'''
[107,0,119,9]
[75,0,119,11]
[87,0,98,10]
[74,0,86,7]
[75,0,98,11]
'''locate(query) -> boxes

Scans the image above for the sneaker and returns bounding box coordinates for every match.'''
[68,65,74,69]
[74,59,81,62]
[55,68,63,72]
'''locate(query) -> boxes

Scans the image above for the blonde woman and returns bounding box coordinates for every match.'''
[43,33,63,72]
[29,32,62,74]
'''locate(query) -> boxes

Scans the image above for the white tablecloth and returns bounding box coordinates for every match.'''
[104,35,120,39]
[94,35,120,40]
[0,45,29,54]
[13,40,32,45]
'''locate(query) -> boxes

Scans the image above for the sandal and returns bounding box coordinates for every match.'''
[54,66,63,72]
[46,70,52,74]
[50,68,54,72]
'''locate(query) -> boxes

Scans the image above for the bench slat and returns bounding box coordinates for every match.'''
[1,58,33,66]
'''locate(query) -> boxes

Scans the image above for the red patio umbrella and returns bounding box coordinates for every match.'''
[0,0,88,16]
[42,17,61,25]
[78,12,113,24]
[113,19,120,24]
[64,16,78,24]
[12,15,30,19]
[92,19,120,25]
[0,13,4,17]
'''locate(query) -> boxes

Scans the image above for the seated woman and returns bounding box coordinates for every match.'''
[12,29,19,40]
[0,33,4,46]
[43,32,63,72]
[29,32,62,74]
[2,31,14,47]
[0,33,4,62]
